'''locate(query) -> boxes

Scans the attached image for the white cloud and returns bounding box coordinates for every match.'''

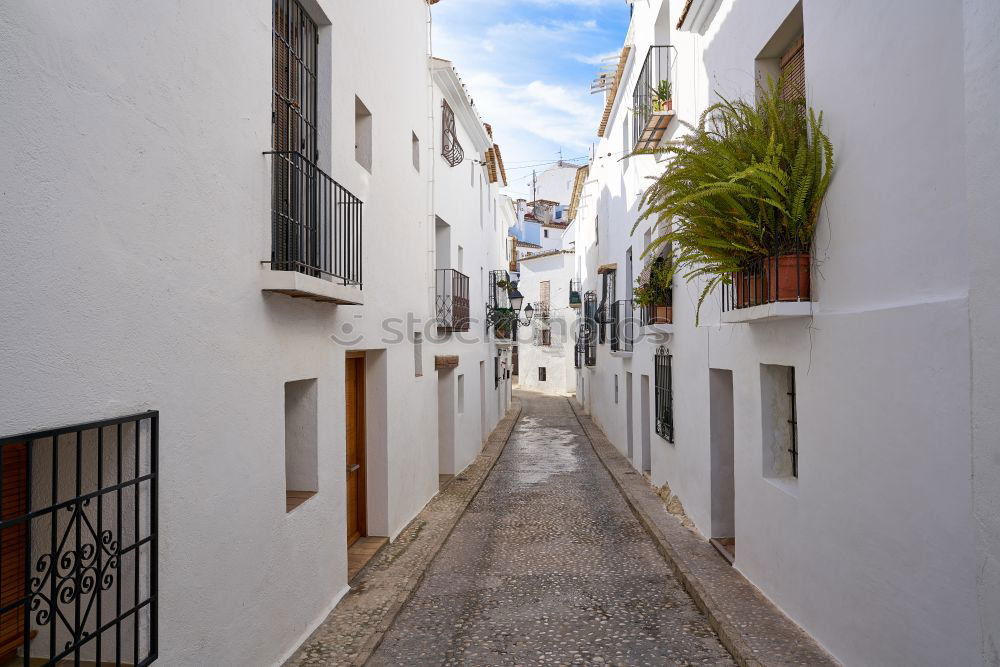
[572,49,621,65]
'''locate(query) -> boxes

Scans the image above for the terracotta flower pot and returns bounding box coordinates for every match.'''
[766,253,811,302]
[733,271,763,308]
[665,98,673,112]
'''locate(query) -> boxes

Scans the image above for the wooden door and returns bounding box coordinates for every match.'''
[345,356,366,547]
[0,442,27,661]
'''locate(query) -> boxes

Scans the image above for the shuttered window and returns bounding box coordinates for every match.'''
[0,442,27,661]
[780,36,805,102]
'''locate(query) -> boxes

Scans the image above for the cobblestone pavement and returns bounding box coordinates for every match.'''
[370,392,735,666]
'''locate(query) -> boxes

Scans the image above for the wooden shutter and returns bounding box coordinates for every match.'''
[780,36,805,102]
[539,281,550,307]
[0,442,27,661]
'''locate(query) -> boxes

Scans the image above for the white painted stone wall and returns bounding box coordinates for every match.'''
[516,253,577,395]
[574,0,998,664]
[0,1,509,664]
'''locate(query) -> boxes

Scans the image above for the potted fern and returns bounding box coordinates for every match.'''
[635,76,834,323]
[651,80,673,112]
[634,256,673,324]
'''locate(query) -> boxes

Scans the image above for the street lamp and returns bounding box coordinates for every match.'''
[485,283,534,329]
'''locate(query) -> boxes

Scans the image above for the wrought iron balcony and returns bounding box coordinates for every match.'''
[640,288,674,326]
[488,270,514,339]
[632,46,677,152]
[583,291,598,366]
[610,300,635,352]
[266,150,363,287]
[532,302,551,320]
[436,269,470,332]
[0,411,158,666]
[569,279,582,307]
[720,254,810,314]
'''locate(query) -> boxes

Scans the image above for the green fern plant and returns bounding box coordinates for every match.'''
[633,76,834,323]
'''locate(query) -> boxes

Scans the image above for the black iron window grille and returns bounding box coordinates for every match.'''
[610,300,634,352]
[569,279,582,307]
[655,347,673,442]
[488,270,513,339]
[788,367,798,478]
[632,45,676,151]
[270,0,363,287]
[720,254,810,313]
[441,100,464,168]
[574,320,585,369]
[598,271,615,344]
[435,269,470,332]
[583,291,598,367]
[0,412,158,666]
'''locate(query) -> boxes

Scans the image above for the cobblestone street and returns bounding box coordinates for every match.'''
[370,393,734,665]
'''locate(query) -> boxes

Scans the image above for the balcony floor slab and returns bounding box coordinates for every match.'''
[721,301,813,323]
[260,267,363,305]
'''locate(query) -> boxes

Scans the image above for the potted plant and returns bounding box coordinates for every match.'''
[651,80,673,112]
[633,256,673,324]
[633,76,834,323]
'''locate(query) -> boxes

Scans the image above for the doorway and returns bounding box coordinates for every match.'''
[625,372,634,461]
[641,375,651,474]
[709,369,736,564]
[346,354,367,547]
[437,368,455,488]
[0,442,27,662]
[479,361,487,444]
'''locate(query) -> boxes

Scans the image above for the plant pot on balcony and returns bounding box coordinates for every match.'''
[648,305,672,324]
[732,271,763,308]
[766,253,811,302]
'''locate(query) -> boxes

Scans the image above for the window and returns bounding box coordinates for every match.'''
[544,229,549,239]
[412,131,420,171]
[655,347,673,442]
[272,0,318,161]
[595,214,599,245]
[780,36,805,102]
[541,329,551,346]
[599,270,616,344]
[285,378,319,511]
[414,332,423,377]
[457,245,464,271]
[355,96,372,172]
[761,364,798,478]
[583,291,598,366]
[442,99,464,167]
[538,367,547,382]
[614,374,619,403]
[457,374,465,414]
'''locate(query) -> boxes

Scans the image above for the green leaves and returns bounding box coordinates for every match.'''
[635,76,834,323]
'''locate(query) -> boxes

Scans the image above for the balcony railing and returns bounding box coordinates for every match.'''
[0,411,158,666]
[488,270,513,339]
[569,279,582,307]
[532,302,551,320]
[632,45,676,152]
[267,150,363,287]
[610,300,635,352]
[720,254,810,312]
[436,269,470,332]
[640,289,674,326]
[583,291,598,366]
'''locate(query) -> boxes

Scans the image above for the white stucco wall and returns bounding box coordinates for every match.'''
[515,253,577,395]
[0,1,508,664]
[574,0,995,664]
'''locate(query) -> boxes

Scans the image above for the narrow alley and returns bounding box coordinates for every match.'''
[369,392,734,665]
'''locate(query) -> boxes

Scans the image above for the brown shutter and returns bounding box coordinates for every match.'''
[780,36,806,102]
[0,442,27,661]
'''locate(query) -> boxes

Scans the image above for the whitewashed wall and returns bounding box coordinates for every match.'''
[0,0,507,664]
[516,253,576,394]
[575,0,997,664]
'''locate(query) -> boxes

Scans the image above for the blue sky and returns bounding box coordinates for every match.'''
[431,0,631,199]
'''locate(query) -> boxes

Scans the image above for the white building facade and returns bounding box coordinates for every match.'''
[572,1,1000,665]
[0,1,510,665]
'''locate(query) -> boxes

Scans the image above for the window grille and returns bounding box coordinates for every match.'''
[655,347,673,442]
[610,300,634,352]
[538,367,547,382]
[0,412,158,666]
[599,271,615,344]
[788,367,798,477]
[583,291,598,366]
[441,100,464,167]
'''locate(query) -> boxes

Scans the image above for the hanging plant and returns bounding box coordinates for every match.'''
[634,76,834,323]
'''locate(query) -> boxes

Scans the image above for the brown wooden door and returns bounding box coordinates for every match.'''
[0,442,27,661]
[345,356,366,547]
